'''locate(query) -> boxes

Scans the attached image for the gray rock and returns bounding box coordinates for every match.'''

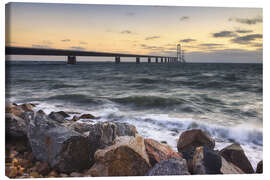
[25,111,91,173]
[5,113,27,139]
[192,146,222,174]
[88,122,137,163]
[147,158,190,176]
[48,111,67,123]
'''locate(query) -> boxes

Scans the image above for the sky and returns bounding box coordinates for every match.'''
[5,2,263,63]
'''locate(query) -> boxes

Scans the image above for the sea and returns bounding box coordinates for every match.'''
[5,61,263,170]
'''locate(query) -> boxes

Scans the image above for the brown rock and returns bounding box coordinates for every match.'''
[30,172,40,178]
[89,135,151,176]
[220,157,244,174]
[6,166,18,178]
[72,115,80,121]
[144,138,182,166]
[70,172,82,177]
[256,160,263,173]
[59,173,68,177]
[177,129,215,160]
[18,103,35,112]
[48,170,58,177]
[37,162,50,176]
[79,113,95,119]
[219,143,254,173]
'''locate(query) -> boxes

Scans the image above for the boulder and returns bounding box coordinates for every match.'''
[219,143,254,173]
[256,160,263,173]
[144,138,182,166]
[79,114,96,119]
[192,146,222,174]
[88,122,137,163]
[48,111,67,123]
[25,111,91,173]
[220,157,244,174]
[18,103,35,112]
[6,113,27,139]
[147,158,190,176]
[5,104,25,118]
[68,122,93,134]
[89,135,151,176]
[177,129,215,160]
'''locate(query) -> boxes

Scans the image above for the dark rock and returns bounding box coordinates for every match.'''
[256,160,263,173]
[220,156,244,174]
[72,115,80,121]
[79,114,96,119]
[36,162,51,176]
[144,138,182,166]
[6,113,27,139]
[25,111,91,173]
[48,111,67,123]
[88,122,137,163]
[56,111,70,118]
[177,129,215,160]
[192,146,222,174]
[219,143,254,173]
[147,158,190,176]
[89,136,151,176]
[37,110,46,115]
[68,122,93,134]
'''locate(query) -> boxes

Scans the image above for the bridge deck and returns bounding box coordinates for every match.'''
[5,46,175,58]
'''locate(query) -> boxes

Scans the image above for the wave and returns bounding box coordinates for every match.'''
[45,94,105,105]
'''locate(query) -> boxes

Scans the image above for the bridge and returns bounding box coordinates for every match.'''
[5,44,185,64]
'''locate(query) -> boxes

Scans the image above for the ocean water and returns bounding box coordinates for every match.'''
[5,61,263,169]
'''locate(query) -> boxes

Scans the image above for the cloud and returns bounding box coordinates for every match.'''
[213,31,236,38]
[61,39,71,42]
[229,16,262,25]
[231,34,262,44]
[70,46,85,51]
[199,43,224,47]
[42,40,53,45]
[180,38,197,43]
[235,29,253,34]
[180,16,189,21]
[79,41,88,45]
[32,44,51,48]
[121,30,132,34]
[140,44,164,51]
[145,36,160,40]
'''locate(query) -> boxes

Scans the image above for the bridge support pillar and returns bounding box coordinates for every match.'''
[148,57,151,63]
[136,57,140,64]
[156,57,158,63]
[67,56,76,64]
[161,57,163,63]
[115,56,120,64]
[165,58,167,63]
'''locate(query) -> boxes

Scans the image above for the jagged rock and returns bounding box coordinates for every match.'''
[256,160,263,173]
[147,158,190,176]
[219,143,254,173]
[25,111,91,173]
[68,122,93,134]
[220,157,244,174]
[144,138,182,166]
[89,136,151,176]
[5,104,25,118]
[48,111,67,123]
[6,113,27,139]
[18,103,35,112]
[79,114,96,119]
[72,115,80,121]
[56,111,70,118]
[36,162,50,176]
[177,129,215,160]
[88,122,137,163]
[192,146,222,174]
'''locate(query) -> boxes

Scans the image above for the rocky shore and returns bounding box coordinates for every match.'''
[5,103,263,178]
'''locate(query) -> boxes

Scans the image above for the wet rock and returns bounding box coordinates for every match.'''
[256,160,263,173]
[56,111,70,118]
[144,138,182,166]
[220,157,244,174]
[192,146,222,174]
[48,111,67,123]
[25,111,91,173]
[177,129,215,160]
[6,104,25,118]
[147,158,190,176]
[72,115,80,121]
[88,122,137,163]
[37,110,46,115]
[89,135,151,176]
[219,143,254,173]
[79,114,96,119]
[36,162,50,176]
[6,113,27,139]
[18,103,35,112]
[68,122,93,134]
